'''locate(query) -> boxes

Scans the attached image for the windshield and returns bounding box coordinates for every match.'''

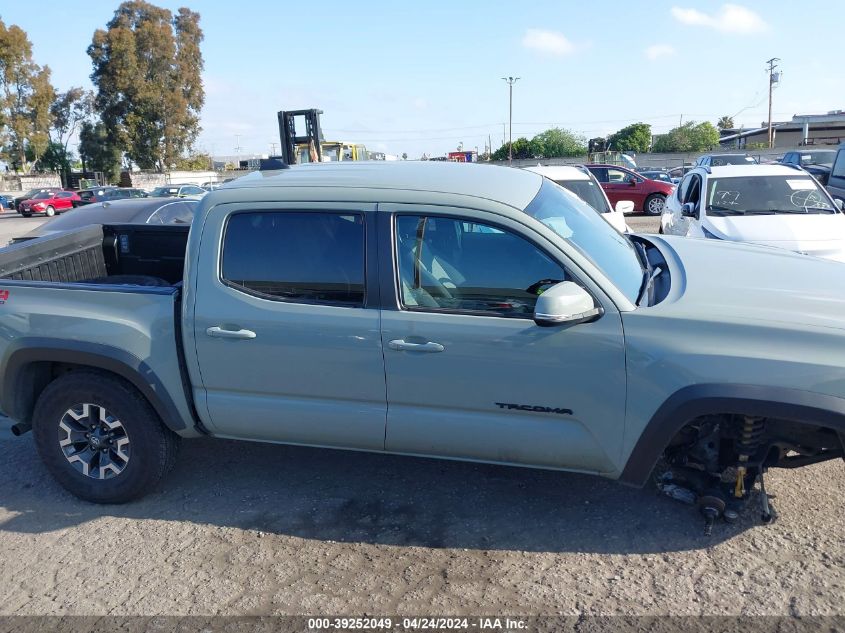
[523,179,643,303]
[553,179,611,214]
[798,151,836,167]
[706,175,837,215]
[32,192,52,200]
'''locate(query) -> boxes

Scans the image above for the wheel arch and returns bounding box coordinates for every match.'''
[0,339,191,433]
[619,383,845,487]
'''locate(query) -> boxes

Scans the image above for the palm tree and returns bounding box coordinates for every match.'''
[717,116,735,130]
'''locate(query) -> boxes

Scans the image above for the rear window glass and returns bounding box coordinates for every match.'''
[222,212,365,306]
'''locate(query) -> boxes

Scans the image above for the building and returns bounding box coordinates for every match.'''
[719,111,845,149]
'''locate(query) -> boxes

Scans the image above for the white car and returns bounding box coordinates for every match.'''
[523,165,632,233]
[661,164,845,262]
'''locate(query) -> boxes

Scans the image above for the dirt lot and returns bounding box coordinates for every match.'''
[0,210,842,617]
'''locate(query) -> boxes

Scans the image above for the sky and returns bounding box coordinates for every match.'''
[2,1,843,160]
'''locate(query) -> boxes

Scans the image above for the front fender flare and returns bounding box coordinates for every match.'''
[619,383,845,487]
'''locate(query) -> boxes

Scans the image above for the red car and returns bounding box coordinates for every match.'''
[585,164,675,215]
[19,191,81,217]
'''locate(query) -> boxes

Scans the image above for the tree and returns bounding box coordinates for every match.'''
[173,152,212,170]
[529,127,586,158]
[651,121,721,153]
[0,18,56,172]
[50,87,94,182]
[88,1,205,171]
[79,119,123,182]
[607,122,652,154]
[491,137,533,161]
[717,116,735,130]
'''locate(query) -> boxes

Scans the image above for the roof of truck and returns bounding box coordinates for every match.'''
[219,161,544,210]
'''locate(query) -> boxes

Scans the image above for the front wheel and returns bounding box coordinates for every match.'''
[32,371,180,503]
[45,205,55,217]
[645,194,666,216]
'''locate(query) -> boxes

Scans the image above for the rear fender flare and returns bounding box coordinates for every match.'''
[0,338,189,432]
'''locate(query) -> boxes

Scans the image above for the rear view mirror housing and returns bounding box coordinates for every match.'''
[615,200,635,214]
[835,199,844,211]
[533,282,603,327]
[681,202,699,219]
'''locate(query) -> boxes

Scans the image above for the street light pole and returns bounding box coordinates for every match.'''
[502,76,520,165]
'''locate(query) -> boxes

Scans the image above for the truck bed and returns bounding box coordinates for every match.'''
[0,224,190,287]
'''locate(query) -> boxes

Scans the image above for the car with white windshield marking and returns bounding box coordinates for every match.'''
[522,165,631,232]
[661,164,845,261]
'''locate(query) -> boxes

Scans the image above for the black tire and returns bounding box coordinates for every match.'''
[21,212,32,218]
[32,371,180,503]
[644,193,666,216]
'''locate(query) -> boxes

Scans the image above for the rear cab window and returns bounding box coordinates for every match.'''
[221,211,366,306]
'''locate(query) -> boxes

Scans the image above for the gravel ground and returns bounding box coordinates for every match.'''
[0,210,842,617]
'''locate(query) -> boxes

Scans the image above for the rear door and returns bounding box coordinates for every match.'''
[378,205,627,473]
[191,203,387,449]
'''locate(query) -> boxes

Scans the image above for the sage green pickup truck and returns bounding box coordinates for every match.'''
[0,162,842,529]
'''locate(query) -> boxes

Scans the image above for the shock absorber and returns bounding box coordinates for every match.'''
[734,416,765,498]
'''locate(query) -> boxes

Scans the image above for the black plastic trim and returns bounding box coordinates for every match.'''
[0,338,192,432]
[619,383,845,487]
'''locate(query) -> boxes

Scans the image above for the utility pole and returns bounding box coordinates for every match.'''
[488,134,492,161]
[234,134,242,167]
[269,142,278,156]
[502,76,520,165]
[766,57,780,149]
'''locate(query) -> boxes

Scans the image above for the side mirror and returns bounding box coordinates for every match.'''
[835,199,844,211]
[681,202,699,219]
[628,177,638,186]
[615,200,635,214]
[533,282,602,327]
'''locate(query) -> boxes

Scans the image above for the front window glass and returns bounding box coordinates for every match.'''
[395,215,566,317]
[706,176,836,215]
[222,212,365,306]
[799,151,836,167]
[524,179,642,303]
[554,179,611,214]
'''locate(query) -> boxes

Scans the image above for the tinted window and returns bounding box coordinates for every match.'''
[395,215,566,317]
[589,167,608,183]
[554,179,610,213]
[182,186,204,195]
[832,151,845,179]
[222,212,365,306]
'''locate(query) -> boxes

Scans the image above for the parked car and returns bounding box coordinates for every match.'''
[639,170,675,185]
[13,187,63,213]
[18,190,82,217]
[780,149,837,186]
[827,143,845,205]
[0,194,10,210]
[0,162,843,536]
[660,164,845,261]
[75,187,147,206]
[695,154,758,167]
[585,164,674,215]
[77,186,118,205]
[149,184,206,198]
[11,198,198,243]
[523,165,631,232]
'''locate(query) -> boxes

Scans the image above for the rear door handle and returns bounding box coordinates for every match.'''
[206,326,256,340]
[388,339,444,353]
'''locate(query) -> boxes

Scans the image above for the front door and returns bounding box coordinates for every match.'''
[192,204,386,450]
[379,206,627,474]
[604,168,646,211]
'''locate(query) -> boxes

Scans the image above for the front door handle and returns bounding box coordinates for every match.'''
[388,339,444,353]
[206,326,256,340]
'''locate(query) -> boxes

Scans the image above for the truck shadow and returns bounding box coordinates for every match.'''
[0,435,755,553]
